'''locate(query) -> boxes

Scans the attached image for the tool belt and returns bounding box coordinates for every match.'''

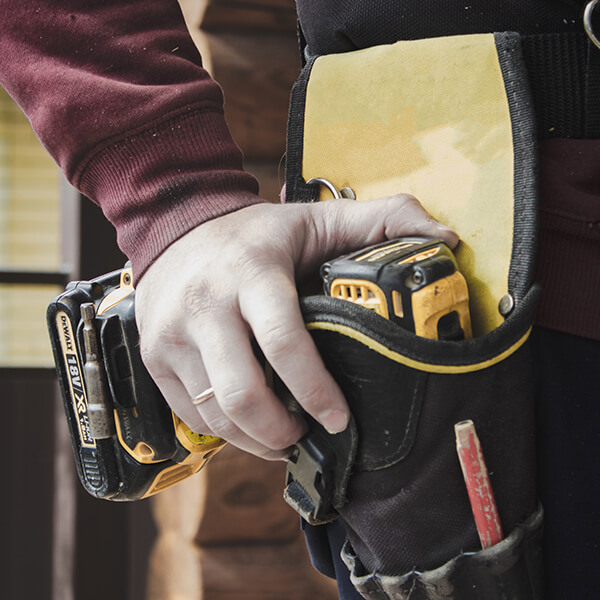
[283,32,546,599]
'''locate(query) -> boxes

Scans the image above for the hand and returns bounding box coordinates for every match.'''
[135,195,458,460]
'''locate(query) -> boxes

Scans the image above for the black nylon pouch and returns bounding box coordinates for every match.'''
[284,31,542,599]
[299,290,539,571]
[282,290,543,597]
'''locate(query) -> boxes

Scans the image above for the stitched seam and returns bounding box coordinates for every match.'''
[502,41,525,298]
[378,373,426,469]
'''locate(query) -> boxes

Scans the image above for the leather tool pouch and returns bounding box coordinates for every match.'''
[283,33,544,599]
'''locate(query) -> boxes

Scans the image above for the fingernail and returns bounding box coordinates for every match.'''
[319,409,349,434]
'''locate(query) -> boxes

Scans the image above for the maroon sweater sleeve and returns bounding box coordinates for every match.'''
[0,0,263,279]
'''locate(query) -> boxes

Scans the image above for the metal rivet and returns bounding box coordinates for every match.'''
[340,187,356,200]
[498,294,515,316]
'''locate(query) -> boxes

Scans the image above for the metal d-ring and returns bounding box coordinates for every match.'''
[306,177,356,200]
[584,0,600,50]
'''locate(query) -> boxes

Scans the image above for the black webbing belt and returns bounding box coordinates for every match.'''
[521,32,600,139]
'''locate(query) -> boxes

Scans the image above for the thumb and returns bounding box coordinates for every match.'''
[299,193,459,270]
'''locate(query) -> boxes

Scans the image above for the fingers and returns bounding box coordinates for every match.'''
[374,192,459,247]
[136,197,458,462]
[186,314,306,450]
[146,347,291,461]
[238,269,350,434]
[295,194,459,277]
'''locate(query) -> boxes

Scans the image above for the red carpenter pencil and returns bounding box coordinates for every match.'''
[454,419,503,549]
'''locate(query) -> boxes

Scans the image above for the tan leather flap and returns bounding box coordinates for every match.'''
[302,34,515,335]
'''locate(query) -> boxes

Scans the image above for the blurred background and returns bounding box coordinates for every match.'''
[0,1,338,598]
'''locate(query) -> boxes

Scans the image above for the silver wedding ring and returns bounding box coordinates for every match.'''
[191,387,215,405]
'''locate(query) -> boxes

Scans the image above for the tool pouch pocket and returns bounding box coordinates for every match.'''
[292,291,542,598]
[283,31,543,599]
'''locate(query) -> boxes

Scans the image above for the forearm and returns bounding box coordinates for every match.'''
[0,0,262,278]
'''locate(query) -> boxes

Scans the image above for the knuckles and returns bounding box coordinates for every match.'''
[203,415,241,443]
[181,277,220,320]
[215,386,301,450]
[395,192,420,204]
[138,317,186,371]
[293,380,335,416]
[217,384,262,420]
[385,192,422,214]
[255,321,299,362]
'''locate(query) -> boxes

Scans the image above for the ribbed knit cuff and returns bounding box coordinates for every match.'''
[75,104,264,280]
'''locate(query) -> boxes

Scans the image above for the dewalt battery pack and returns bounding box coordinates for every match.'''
[47,266,224,501]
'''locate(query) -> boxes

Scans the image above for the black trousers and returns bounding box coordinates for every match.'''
[303,327,600,600]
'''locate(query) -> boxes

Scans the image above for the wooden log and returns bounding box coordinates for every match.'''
[148,447,339,600]
[199,536,339,600]
[180,0,300,160]
[195,445,299,546]
[189,31,301,160]
[146,532,203,600]
[180,0,297,34]
[147,471,208,600]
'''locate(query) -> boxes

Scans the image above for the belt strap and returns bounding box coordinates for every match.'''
[522,32,600,139]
